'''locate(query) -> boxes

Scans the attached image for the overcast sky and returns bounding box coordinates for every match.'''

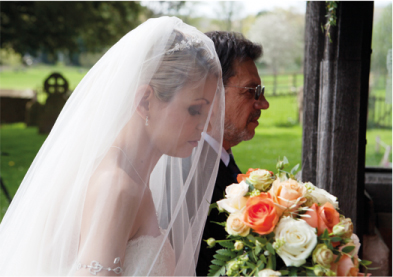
[142,1,392,18]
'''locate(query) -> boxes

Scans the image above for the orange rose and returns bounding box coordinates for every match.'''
[303,202,340,235]
[268,179,307,215]
[243,193,279,235]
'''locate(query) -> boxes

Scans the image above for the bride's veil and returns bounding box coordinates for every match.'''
[0,17,224,276]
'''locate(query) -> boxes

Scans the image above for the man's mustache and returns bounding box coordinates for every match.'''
[247,110,261,123]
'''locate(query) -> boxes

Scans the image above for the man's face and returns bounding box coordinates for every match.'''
[223,58,269,150]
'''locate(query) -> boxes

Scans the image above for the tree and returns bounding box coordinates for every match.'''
[248,9,305,73]
[0,2,145,56]
[371,4,392,76]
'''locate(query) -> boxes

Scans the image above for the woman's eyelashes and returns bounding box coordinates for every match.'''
[188,105,202,116]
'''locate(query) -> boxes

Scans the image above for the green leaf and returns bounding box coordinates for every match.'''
[258,262,265,270]
[266,254,276,271]
[216,248,233,257]
[243,239,254,248]
[330,236,342,242]
[246,179,255,191]
[334,253,342,263]
[255,237,267,245]
[290,164,300,175]
[280,270,289,275]
[360,260,372,266]
[259,254,267,264]
[333,249,340,255]
[247,234,256,243]
[209,265,221,270]
[208,262,226,277]
[255,243,262,255]
[246,261,256,270]
[342,245,355,254]
[289,267,298,276]
[212,259,226,266]
[212,221,226,227]
[208,203,218,216]
[218,241,234,249]
[266,232,275,240]
[213,254,231,261]
[321,228,329,239]
[283,156,289,165]
[266,243,275,255]
[306,268,316,276]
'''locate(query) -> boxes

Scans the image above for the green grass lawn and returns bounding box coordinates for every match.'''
[0,64,89,100]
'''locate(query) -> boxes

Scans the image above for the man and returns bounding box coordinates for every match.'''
[196,31,269,276]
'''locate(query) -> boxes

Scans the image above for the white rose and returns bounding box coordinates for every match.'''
[248,170,274,192]
[225,212,250,237]
[274,216,317,267]
[305,182,339,209]
[225,181,249,198]
[258,269,282,277]
[217,196,248,213]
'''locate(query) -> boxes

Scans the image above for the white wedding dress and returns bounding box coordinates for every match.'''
[123,231,176,276]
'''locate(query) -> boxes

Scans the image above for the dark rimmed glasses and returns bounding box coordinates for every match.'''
[226,84,265,100]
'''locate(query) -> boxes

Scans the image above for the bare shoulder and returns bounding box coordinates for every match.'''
[88,165,145,201]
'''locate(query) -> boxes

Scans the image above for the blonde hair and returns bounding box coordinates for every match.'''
[145,30,220,102]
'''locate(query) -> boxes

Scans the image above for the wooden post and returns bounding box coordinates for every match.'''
[273,73,277,95]
[301,2,326,184]
[302,2,373,237]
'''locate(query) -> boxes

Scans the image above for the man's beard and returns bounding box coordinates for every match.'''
[223,110,261,146]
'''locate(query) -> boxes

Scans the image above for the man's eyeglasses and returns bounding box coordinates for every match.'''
[226,85,265,100]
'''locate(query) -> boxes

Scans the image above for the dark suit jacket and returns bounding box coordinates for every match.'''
[196,159,240,276]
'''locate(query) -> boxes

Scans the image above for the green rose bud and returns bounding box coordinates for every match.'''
[312,244,334,268]
[276,161,285,170]
[313,265,325,276]
[332,224,345,236]
[247,169,274,192]
[226,261,239,276]
[250,189,261,197]
[333,218,353,238]
[234,240,244,251]
[206,238,216,248]
[239,254,249,262]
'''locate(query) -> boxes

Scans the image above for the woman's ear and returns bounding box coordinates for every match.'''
[136,85,154,119]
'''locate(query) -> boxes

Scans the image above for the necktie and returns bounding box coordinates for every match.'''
[227,154,241,182]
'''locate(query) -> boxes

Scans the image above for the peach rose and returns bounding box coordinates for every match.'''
[332,255,359,276]
[243,193,279,235]
[333,234,371,276]
[331,238,361,276]
[303,202,340,235]
[268,179,307,215]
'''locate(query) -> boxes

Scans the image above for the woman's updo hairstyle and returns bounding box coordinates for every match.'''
[144,30,220,102]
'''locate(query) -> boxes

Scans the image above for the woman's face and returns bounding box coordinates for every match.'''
[148,75,218,158]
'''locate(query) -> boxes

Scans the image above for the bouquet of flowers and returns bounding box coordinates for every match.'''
[206,157,372,277]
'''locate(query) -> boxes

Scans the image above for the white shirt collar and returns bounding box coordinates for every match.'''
[202,132,230,166]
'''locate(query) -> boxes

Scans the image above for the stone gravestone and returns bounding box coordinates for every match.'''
[38,73,69,134]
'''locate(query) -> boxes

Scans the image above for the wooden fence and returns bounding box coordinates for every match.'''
[261,72,302,97]
[368,95,392,129]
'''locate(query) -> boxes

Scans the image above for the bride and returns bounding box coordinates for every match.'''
[0,17,224,276]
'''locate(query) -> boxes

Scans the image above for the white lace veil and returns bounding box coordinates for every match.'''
[0,17,224,276]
